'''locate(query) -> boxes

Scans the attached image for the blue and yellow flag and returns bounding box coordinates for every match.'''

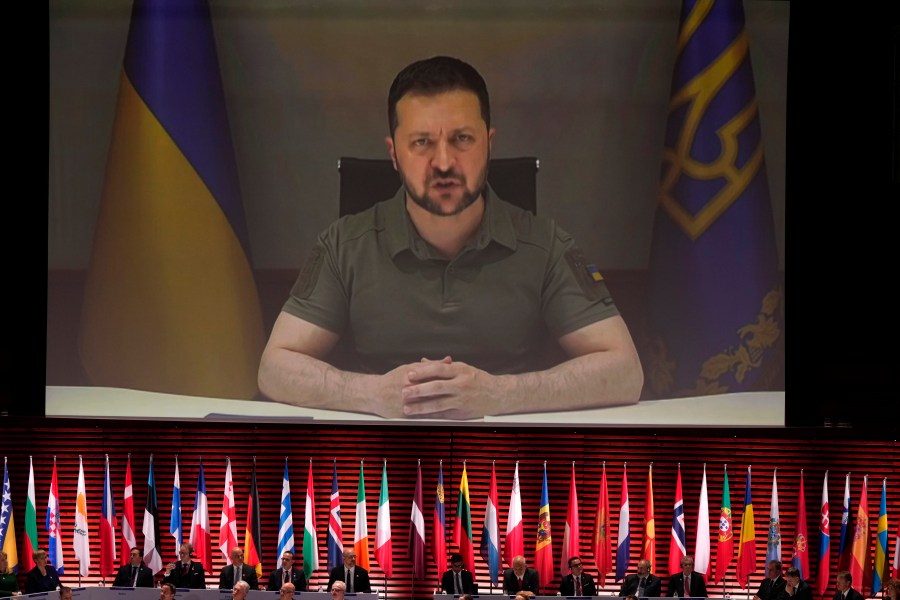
[80,0,264,399]
[872,478,888,594]
[644,0,782,398]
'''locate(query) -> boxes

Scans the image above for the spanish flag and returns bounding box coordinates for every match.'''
[80,0,264,399]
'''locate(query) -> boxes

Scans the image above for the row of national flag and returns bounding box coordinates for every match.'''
[1,457,897,594]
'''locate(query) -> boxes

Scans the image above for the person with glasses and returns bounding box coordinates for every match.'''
[330,581,347,600]
[163,542,206,589]
[441,553,477,595]
[559,556,596,597]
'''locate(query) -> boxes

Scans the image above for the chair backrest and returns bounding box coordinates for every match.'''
[337,156,539,216]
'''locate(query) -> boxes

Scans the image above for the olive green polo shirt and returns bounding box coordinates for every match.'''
[284,187,619,375]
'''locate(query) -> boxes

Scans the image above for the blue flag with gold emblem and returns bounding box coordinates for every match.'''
[644,0,783,398]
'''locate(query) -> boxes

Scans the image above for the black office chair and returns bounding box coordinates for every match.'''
[337,156,539,217]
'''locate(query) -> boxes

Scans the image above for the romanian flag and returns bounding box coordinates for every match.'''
[432,461,446,573]
[593,462,611,587]
[644,0,783,399]
[736,466,756,588]
[452,463,475,573]
[713,466,733,584]
[535,463,553,591]
[849,475,869,595]
[872,478,888,595]
[642,464,656,572]
[79,0,265,399]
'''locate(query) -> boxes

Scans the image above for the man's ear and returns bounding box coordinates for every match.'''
[385,136,398,171]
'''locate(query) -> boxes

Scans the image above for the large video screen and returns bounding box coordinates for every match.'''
[46,0,787,426]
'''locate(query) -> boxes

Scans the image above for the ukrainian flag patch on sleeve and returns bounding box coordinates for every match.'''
[586,263,604,281]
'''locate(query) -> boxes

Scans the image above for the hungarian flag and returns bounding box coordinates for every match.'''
[121,455,137,566]
[791,470,809,579]
[815,472,830,596]
[669,465,686,575]
[432,461,446,574]
[481,461,500,585]
[303,459,319,581]
[100,454,118,578]
[505,462,524,568]
[695,464,711,576]
[47,457,65,574]
[713,466,733,584]
[243,458,263,578]
[534,463,553,591]
[374,461,393,578]
[143,455,163,573]
[190,458,212,573]
[849,475,869,595]
[453,463,475,573]
[23,457,38,572]
[409,461,426,580]
[562,463,581,578]
[218,457,238,561]
[615,464,630,582]
[641,464,655,573]
[327,460,343,572]
[354,461,370,570]
[592,462,611,587]
[736,466,756,588]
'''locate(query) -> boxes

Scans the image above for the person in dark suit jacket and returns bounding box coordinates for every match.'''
[219,547,260,590]
[163,542,207,589]
[327,548,372,593]
[667,556,708,597]
[267,551,307,591]
[754,561,789,600]
[113,547,156,587]
[441,553,478,595]
[784,568,812,600]
[503,555,540,594]
[559,556,596,597]
[619,559,662,597]
[832,571,864,600]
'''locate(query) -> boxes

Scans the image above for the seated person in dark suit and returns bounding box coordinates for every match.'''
[267,551,307,591]
[754,560,789,600]
[442,553,477,595]
[24,549,62,594]
[163,542,207,589]
[327,548,371,593]
[832,571,864,600]
[219,547,259,590]
[503,555,540,594]
[114,547,156,587]
[667,555,708,597]
[619,559,662,597]
[559,556,596,596]
[784,567,812,600]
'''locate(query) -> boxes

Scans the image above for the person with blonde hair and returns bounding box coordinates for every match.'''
[24,549,61,594]
[0,551,20,597]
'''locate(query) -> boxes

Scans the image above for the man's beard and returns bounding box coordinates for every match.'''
[399,159,489,217]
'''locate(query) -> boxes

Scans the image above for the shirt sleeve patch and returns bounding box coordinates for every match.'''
[291,243,326,299]
[564,246,609,301]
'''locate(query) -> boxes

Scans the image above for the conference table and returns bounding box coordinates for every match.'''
[22,591,712,600]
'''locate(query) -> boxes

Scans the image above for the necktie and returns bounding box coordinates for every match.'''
[519,577,523,590]
[284,569,289,585]
[455,573,462,594]
[347,569,353,593]
[132,567,138,586]
[236,566,242,585]
[639,578,646,596]
[576,576,582,596]
[685,574,691,597]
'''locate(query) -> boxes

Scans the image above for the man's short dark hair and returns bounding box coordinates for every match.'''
[568,556,582,567]
[388,56,491,136]
[450,552,464,564]
[162,583,177,596]
[785,567,801,579]
[769,560,783,573]
[838,571,852,584]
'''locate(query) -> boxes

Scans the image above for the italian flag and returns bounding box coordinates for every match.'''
[354,462,370,570]
[374,461,393,577]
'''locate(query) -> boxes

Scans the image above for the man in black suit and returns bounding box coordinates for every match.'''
[503,555,540,594]
[113,547,155,587]
[327,548,372,593]
[619,559,662,597]
[784,567,812,600]
[667,555,708,597]
[441,553,478,595]
[754,561,789,600]
[832,571,864,600]
[267,551,307,591]
[220,547,260,590]
[559,556,596,597]
[163,542,206,589]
